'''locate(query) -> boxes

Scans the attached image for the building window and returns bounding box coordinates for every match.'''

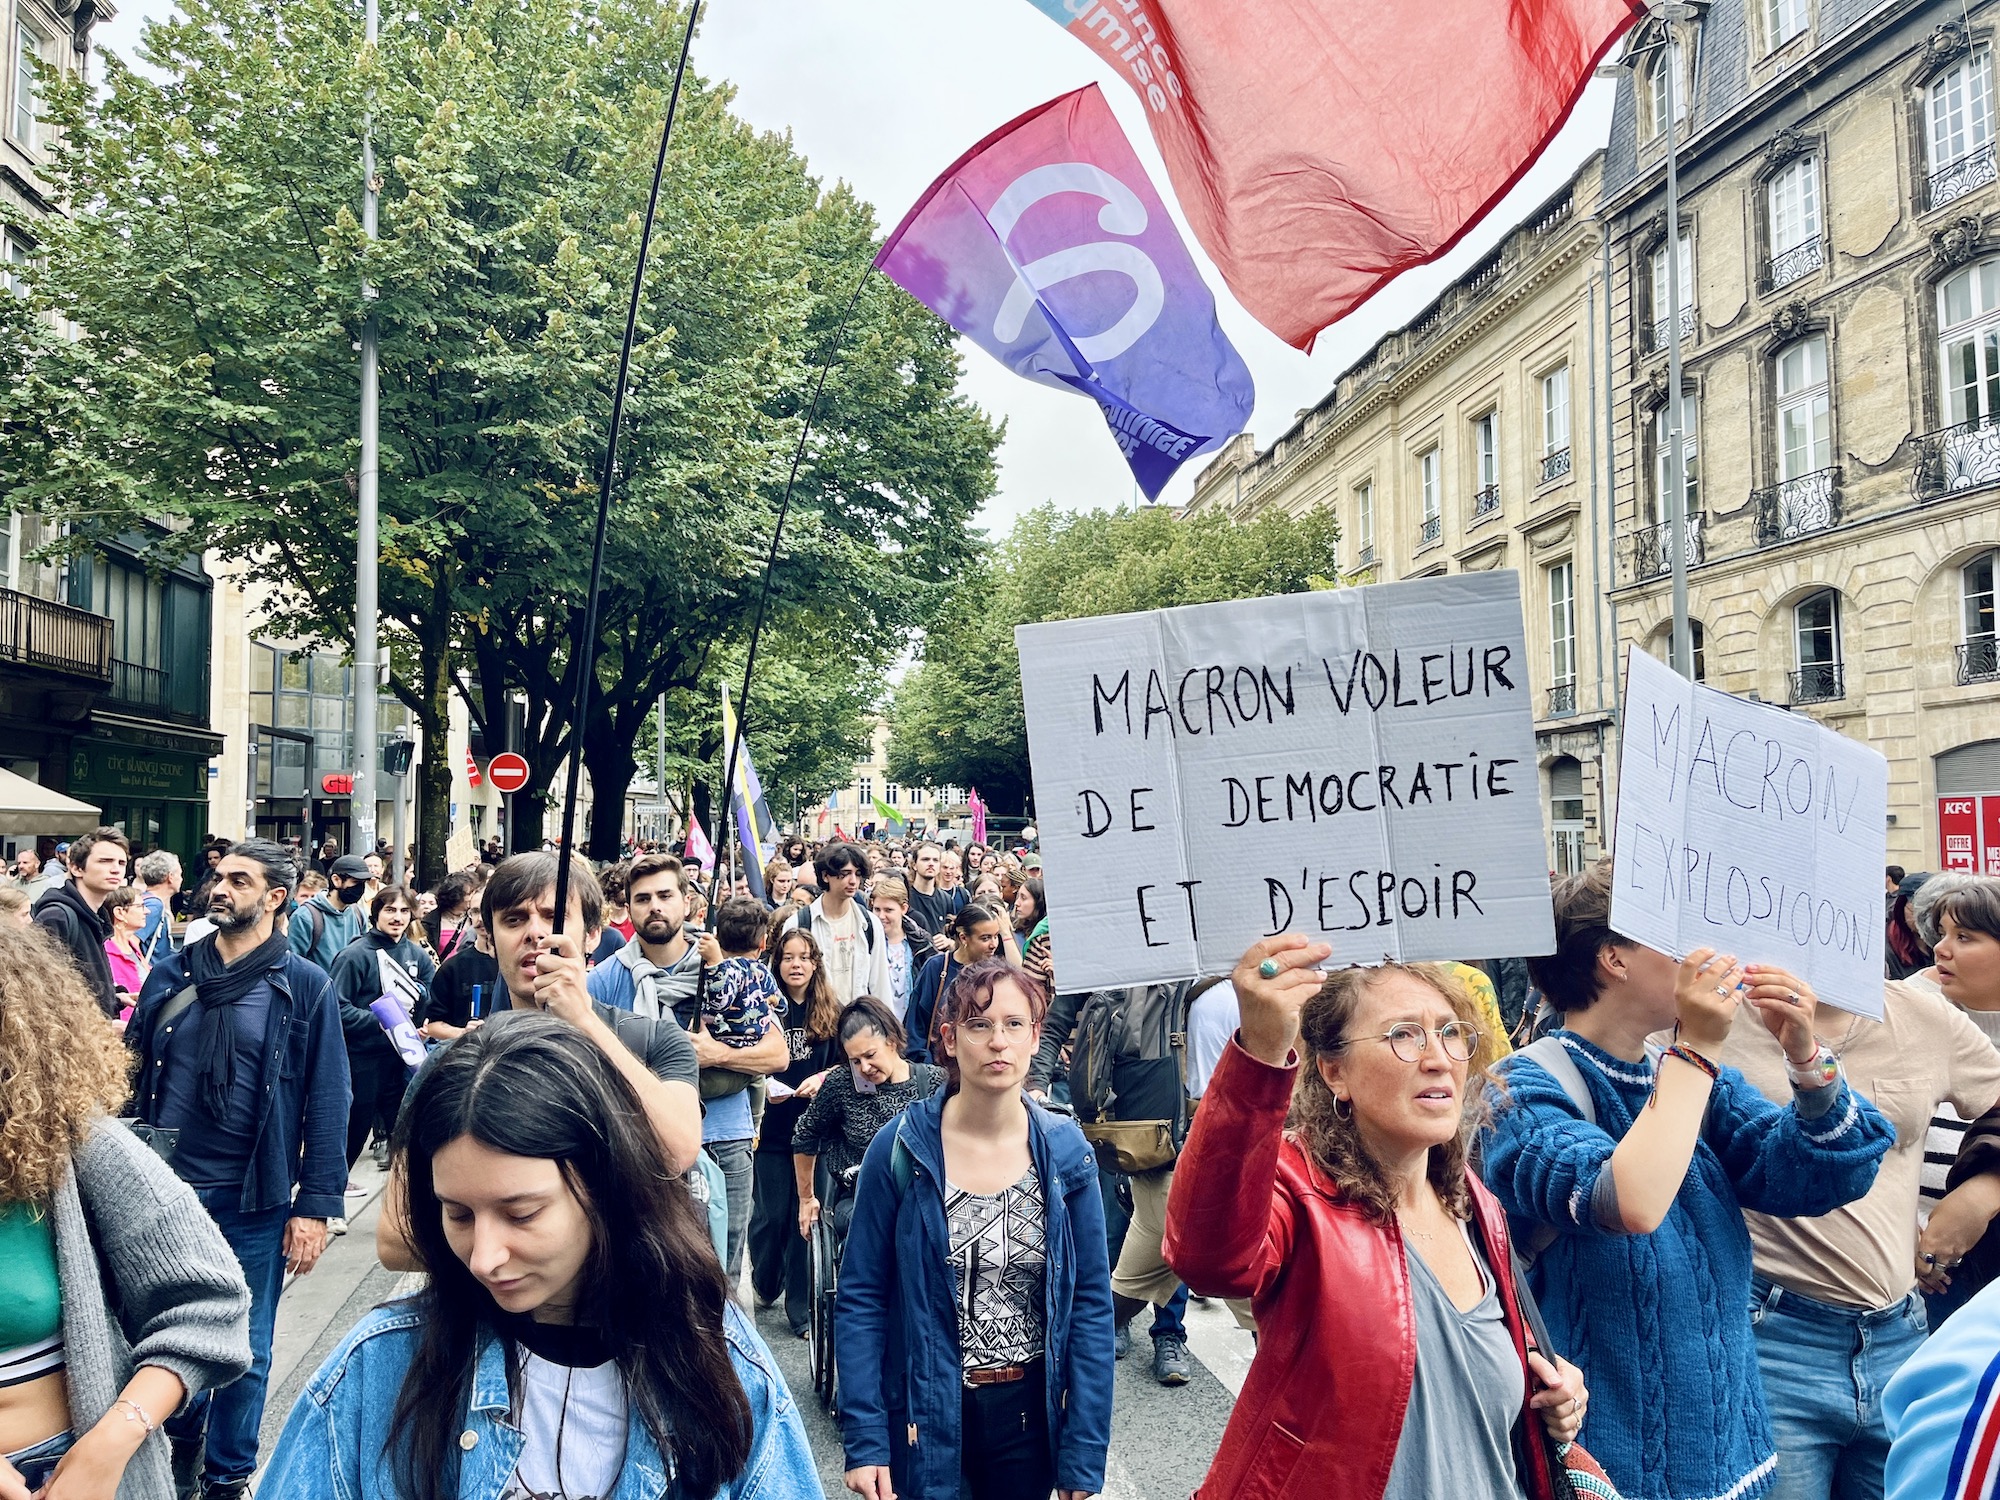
[1355,480,1375,563]
[1765,0,1809,50]
[886,785,898,806]
[1650,233,1695,347]
[1792,589,1843,703]
[1651,392,1701,523]
[1472,412,1500,518]
[0,229,26,297]
[12,21,43,150]
[1542,366,1570,455]
[1765,156,1823,288]
[1964,550,1999,684]
[1418,448,1441,547]
[858,776,873,806]
[1550,756,1587,876]
[1941,260,2000,429]
[1646,37,1688,139]
[1777,336,1832,482]
[1547,560,1576,718]
[1930,50,1998,209]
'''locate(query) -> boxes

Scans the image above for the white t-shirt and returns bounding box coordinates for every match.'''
[819,900,864,1006]
[503,1351,627,1500]
[1186,981,1241,1098]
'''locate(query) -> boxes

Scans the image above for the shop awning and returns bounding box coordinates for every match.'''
[0,767,103,837]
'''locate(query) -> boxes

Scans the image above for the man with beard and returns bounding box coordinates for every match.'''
[126,839,349,1500]
[588,851,787,1278]
[286,853,371,971]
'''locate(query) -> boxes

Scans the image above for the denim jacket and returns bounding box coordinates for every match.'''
[833,1091,1115,1498]
[260,1300,821,1500]
[128,948,352,1220]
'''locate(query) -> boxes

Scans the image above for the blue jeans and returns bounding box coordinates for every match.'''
[1750,1275,1929,1500]
[705,1138,755,1283]
[166,1191,291,1485]
[4,1430,74,1491]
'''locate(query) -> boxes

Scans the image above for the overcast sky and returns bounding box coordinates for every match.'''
[93,0,1618,534]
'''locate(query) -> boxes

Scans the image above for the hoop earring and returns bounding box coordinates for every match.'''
[1332,1094,1353,1122]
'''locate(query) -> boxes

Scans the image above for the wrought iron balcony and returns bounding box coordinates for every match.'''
[1627,512,1706,582]
[1754,467,1841,546]
[1789,663,1845,705]
[1761,237,1825,293]
[1648,305,1697,351]
[1418,514,1443,549]
[1471,484,1502,521]
[1541,448,1572,485]
[1913,414,2000,500]
[1930,144,1999,211]
[109,655,208,722]
[1358,543,1377,567]
[1547,681,1577,719]
[0,585,113,685]
[1960,637,2000,685]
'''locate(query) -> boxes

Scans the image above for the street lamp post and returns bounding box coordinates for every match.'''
[351,0,381,852]
[1657,2,1696,681]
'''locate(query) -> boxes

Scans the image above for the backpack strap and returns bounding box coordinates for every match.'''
[1509,1035,1596,1126]
[307,901,326,958]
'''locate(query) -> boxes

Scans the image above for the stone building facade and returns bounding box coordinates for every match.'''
[1185,158,1622,876]
[1602,0,2000,871]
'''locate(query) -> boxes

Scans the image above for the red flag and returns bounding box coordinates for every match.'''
[1028,0,1640,350]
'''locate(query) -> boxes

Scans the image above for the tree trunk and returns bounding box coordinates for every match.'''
[582,704,638,859]
[415,604,454,890]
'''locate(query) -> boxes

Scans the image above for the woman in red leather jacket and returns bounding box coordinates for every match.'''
[1163,934,1589,1500]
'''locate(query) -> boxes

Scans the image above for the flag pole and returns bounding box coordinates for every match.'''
[551,0,702,935]
[708,265,873,918]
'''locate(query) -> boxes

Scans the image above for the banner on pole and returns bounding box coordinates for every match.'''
[720,689,779,901]
[877,85,1253,499]
[1610,647,1888,1019]
[1015,573,1554,993]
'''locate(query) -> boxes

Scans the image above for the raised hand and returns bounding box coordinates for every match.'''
[1233,934,1334,1067]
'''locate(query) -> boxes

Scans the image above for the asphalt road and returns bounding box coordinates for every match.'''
[259,1165,1252,1497]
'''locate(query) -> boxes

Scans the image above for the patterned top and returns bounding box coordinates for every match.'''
[702,955,783,1046]
[946,1168,1048,1376]
[791,1062,946,1181]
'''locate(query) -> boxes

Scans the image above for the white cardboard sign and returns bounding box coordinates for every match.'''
[1015,572,1555,993]
[1610,646,1889,1019]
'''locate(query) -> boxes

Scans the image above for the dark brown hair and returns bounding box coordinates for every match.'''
[628,853,687,896]
[67,826,130,870]
[714,897,769,954]
[933,957,1047,1094]
[479,853,603,936]
[837,995,907,1054]
[771,927,841,1041]
[370,884,419,922]
[1937,875,2000,946]
[1293,963,1494,1224]
[1527,858,1625,1014]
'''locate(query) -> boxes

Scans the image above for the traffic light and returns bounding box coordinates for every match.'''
[382,738,415,778]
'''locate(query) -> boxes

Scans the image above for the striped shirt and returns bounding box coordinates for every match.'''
[1925,985,2000,1210]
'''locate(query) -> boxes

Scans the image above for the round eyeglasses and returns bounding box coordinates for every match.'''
[1329,1020,1481,1064]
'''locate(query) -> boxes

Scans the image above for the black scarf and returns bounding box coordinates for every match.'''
[187,929,290,1115]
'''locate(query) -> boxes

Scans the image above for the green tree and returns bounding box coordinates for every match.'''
[887,504,1342,814]
[0,0,997,882]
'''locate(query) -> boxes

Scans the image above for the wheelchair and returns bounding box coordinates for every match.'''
[807,1164,862,1413]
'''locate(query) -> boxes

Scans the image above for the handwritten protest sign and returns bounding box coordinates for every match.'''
[1610,647,1888,1019]
[1015,573,1555,993]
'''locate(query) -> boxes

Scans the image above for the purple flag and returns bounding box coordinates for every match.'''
[876,86,1254,500]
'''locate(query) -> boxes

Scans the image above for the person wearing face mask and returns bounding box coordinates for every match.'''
[836,960,1113,1500]
[326,888,438,1174]
[907,903,1006,1064]
[289,856,371,973]
[262,1016,817,1500]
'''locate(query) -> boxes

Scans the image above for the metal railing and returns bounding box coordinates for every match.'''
[1648,305,1697,351]
[0,585,112,683]
[1912,413,2000,500]
[1960,638,2000,685]
[1627,512,1706,581]
[1930,144,1999,211]
[109,656,207,721]
[1357,543,1377,567]
[1418,514,1443,549]
[1753,466,1841,546]
[1789,663,1845,704]
[1547,681,1577,718]
[1471,484,1502,521]
[1541,448,1572,484]
[1762,237,1824,292]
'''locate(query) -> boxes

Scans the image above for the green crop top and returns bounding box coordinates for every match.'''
[0,1201,64,1387]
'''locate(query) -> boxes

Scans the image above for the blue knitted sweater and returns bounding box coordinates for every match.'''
[1480,1031,1893,1500]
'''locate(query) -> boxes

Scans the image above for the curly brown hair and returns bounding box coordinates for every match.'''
[0,922,134,1204]
[1292,963,1495,1225]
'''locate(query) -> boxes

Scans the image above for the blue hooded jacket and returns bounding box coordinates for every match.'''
[833,1089,1114,1498]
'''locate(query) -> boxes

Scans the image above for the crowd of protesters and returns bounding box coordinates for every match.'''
[10,812,2000,1500]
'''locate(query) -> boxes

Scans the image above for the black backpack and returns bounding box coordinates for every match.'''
[1066,976,1225,1175]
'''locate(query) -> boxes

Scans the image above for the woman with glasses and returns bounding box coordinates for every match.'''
[836,958,1113,1500]
[1165,938,1590,1500]
[1480,863,1895,1500]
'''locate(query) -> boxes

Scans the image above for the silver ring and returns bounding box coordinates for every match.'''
[1258,958,1281,979]
[1924,1252,1938,1265]
[1786,990,1801,1003]
[1714,985,1731,996]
